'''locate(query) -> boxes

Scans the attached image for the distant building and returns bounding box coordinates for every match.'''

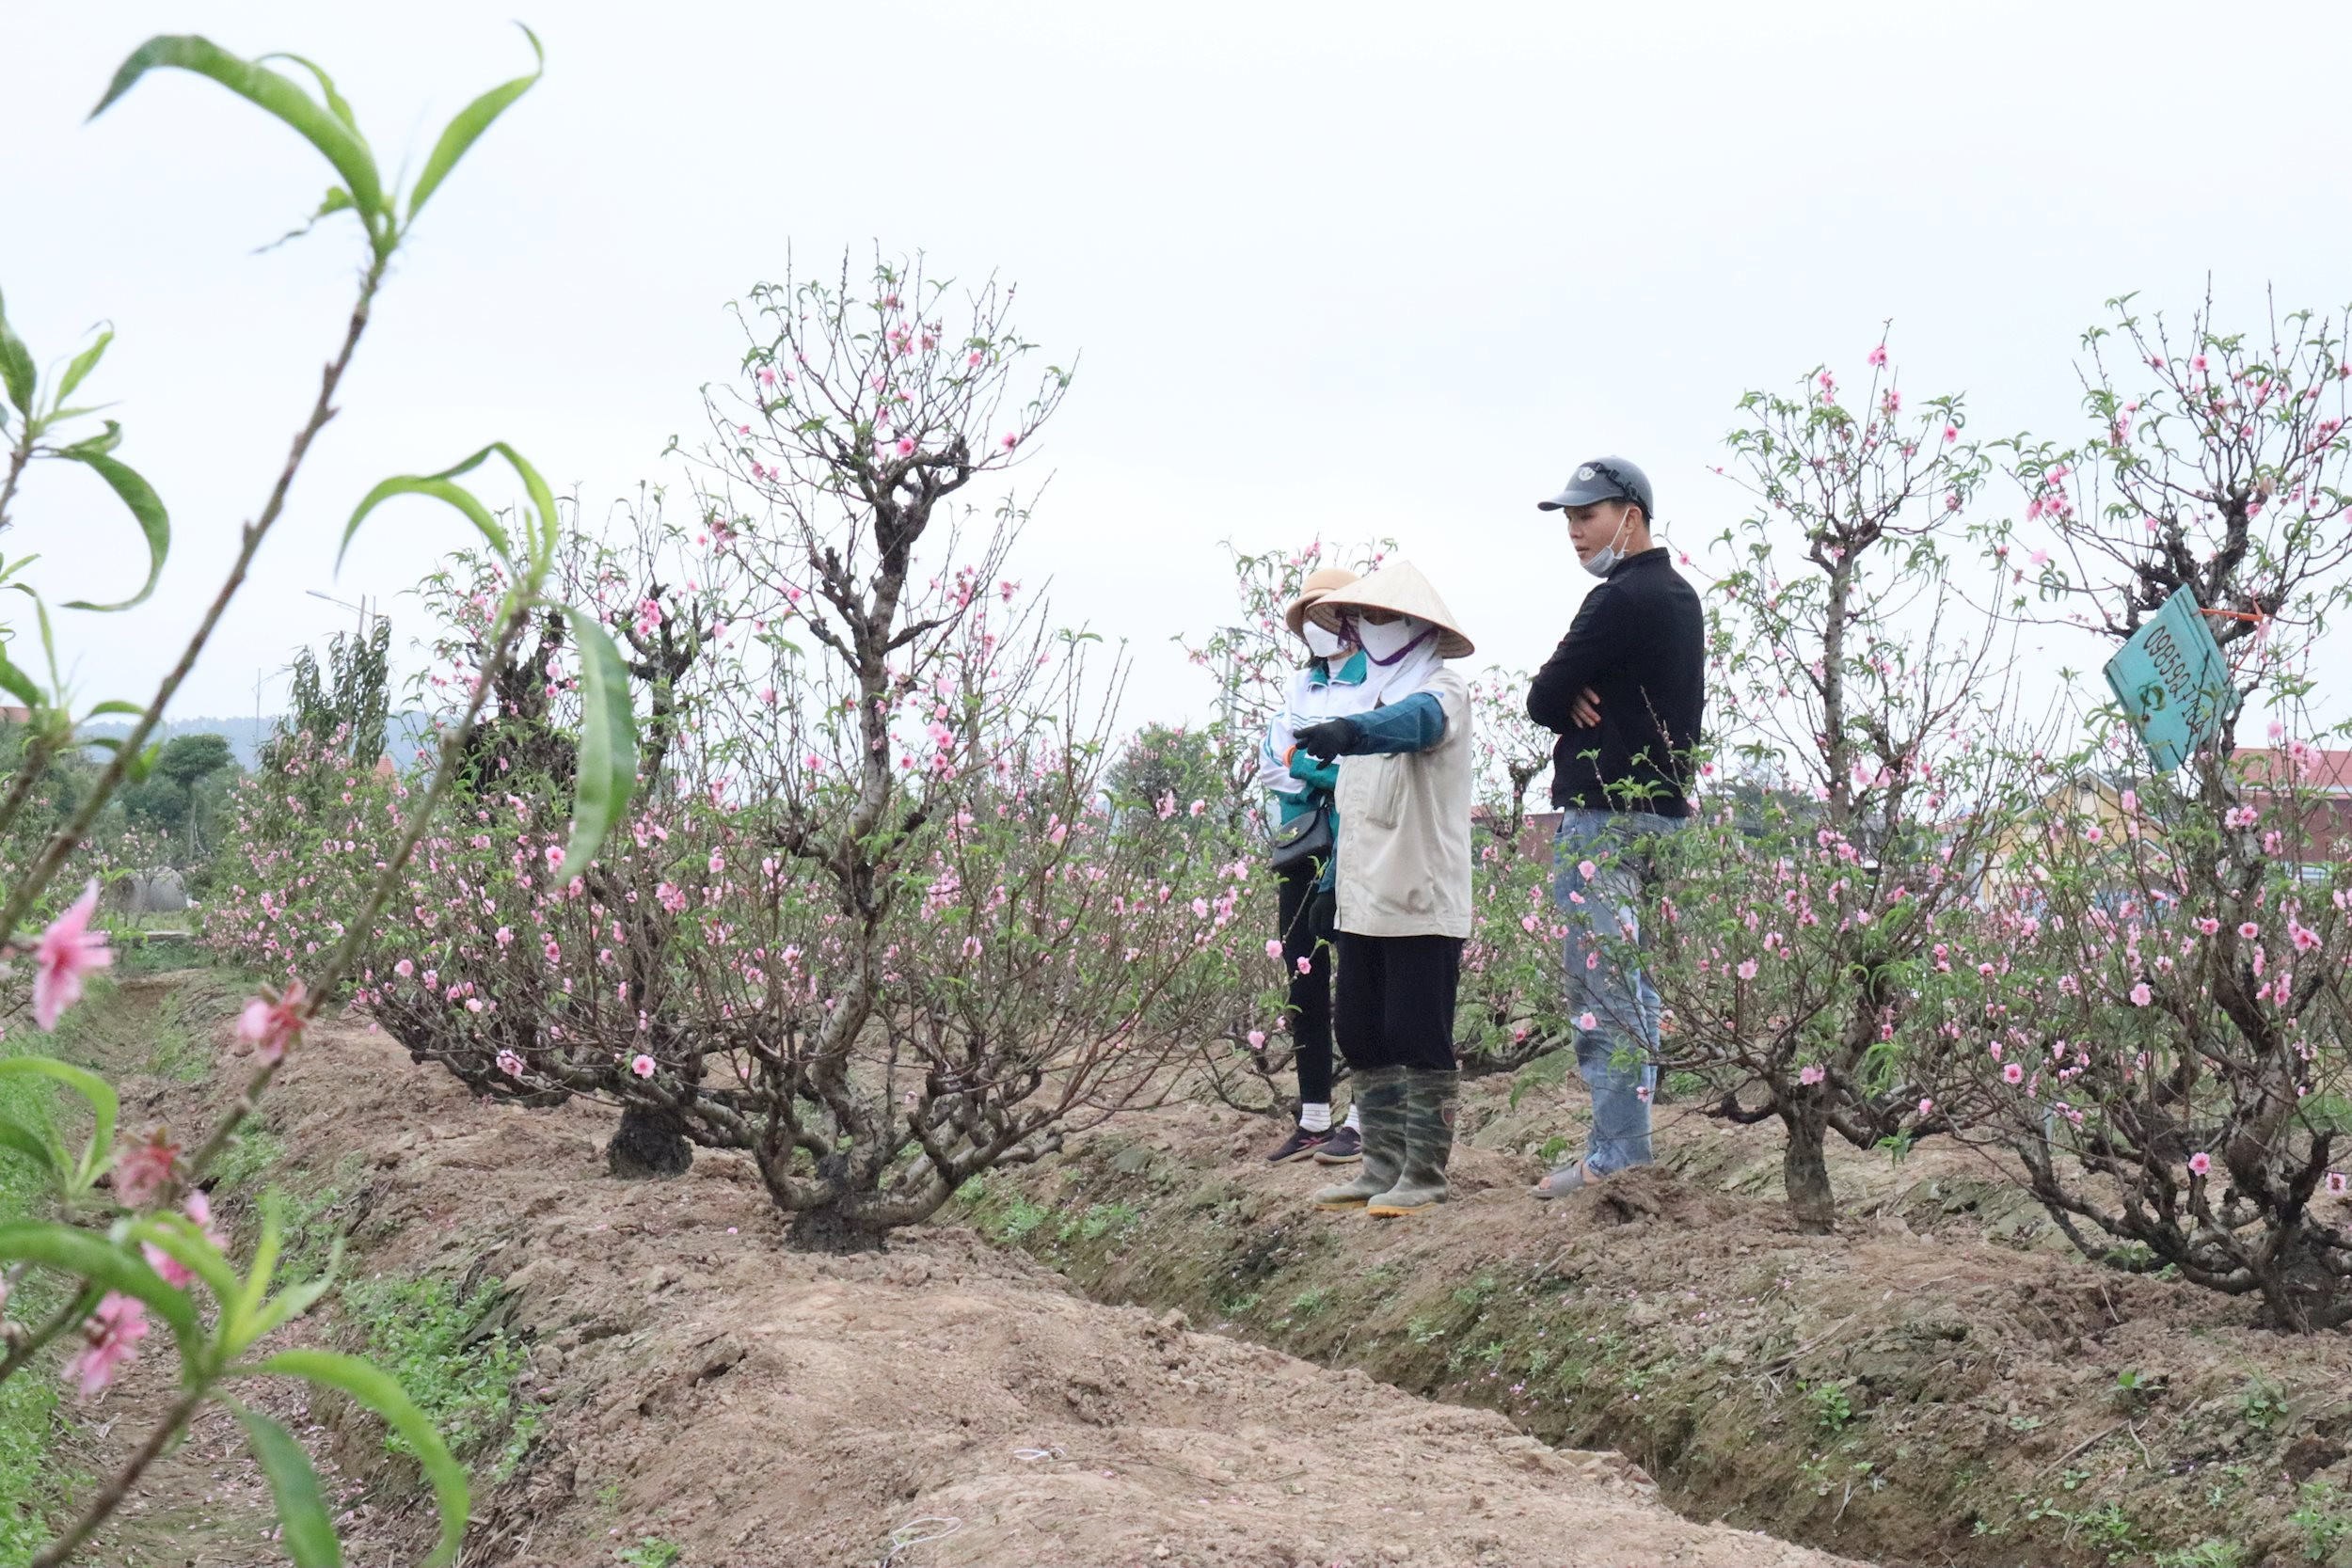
[2233,746,2352,867]
[1472,805,1563,862]
[1987,750,2352,905]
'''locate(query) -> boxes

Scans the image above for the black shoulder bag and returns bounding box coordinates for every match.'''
[1269,803,1334,872]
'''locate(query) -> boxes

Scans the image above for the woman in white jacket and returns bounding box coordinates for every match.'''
[1288,561,1475,1217]
[1255,566,1376,1163]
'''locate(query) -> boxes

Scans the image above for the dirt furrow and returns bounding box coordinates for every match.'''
[119,981,1863,1568]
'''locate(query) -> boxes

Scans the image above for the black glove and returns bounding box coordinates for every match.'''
[1294,717,1359,763]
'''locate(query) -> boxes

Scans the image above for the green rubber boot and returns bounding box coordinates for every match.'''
[1368,1069,1457,1217]
[1313,1066,1406,1210]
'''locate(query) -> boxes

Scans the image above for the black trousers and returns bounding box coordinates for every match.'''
[1334,930,1462,1073]
[1277,859,1336,1104]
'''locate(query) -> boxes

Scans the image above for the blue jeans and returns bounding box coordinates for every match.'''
[1555,808,1680,1175]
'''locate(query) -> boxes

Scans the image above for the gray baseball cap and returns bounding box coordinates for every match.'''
[1537,455,1655,520]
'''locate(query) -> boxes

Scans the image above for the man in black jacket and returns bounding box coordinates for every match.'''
[1523,456,1704,1198]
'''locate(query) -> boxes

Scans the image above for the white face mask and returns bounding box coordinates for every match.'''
[1580,504,1636,579]
[1355,614,1435,665]
[1301,622,1346,660]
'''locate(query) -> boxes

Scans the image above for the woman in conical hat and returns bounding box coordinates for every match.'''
[1287,560,1475,1218]
[1254,565,1375,1165]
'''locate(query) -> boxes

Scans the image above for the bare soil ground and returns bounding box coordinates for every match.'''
[964,1079,2352,1568]
[45,975,1862,1568]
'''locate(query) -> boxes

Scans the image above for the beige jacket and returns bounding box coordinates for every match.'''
[1332,669,1474,939]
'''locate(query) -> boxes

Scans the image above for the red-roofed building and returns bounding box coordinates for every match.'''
[2233,747,2352,866]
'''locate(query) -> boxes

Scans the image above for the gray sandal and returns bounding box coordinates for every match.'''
[1529,1160,1598,1199]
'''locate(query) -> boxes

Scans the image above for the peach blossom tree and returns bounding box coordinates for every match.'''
[369,258,1240,1247]
[1640,342,2039,1232]
[1948,294,2352,1329]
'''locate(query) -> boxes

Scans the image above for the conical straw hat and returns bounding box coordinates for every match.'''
[1283,566,1360,638]
[1307,560,1474,659]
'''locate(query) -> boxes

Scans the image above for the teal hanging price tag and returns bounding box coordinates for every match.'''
[2102,586,2236,772]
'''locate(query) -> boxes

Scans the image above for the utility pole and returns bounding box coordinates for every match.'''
[307,589,373,636]
[1217,625,1248,740]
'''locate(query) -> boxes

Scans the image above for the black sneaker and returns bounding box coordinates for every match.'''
[1264,1123,1335,1164]
[1311,1124,1362,1164]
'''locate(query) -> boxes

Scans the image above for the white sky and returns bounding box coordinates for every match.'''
[6,0,2349,734]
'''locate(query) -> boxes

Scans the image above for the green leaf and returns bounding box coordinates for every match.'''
[0,1056,117,1187]
[125,1211,242,1313]
[343,442,558,578]
[246,1252,337,1343]
[13,580,59,683]
[498,442,561,575]
[0,643,44,709]
[57,418,124,460]
[0,1220,202,1350]
[405,25,543,225]
[80,699,144,721]
[556,610,638,882]
[0,283,36,418]
[0,1115,60,1177]
[89,37,387,228]
[232,1190,286,1338]
[59,451,169,611]
[52,327,113,412]
[256,53,358,132]
[253,1351,468,1568]
[229,1402,344,1568]
[340,474,511,571]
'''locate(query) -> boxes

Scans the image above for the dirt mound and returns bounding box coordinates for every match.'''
[966,1090,2352,1568]
[82,987,1860,1568]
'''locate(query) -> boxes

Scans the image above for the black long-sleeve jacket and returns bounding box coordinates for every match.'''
[1525,546,1704,817]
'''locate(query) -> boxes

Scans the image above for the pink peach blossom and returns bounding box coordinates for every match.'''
[113,1126,182,1210]
[33,879,111,1031]
[237,982,310,1065]
[141,1191,222,1289]
[64,1292,148,1400]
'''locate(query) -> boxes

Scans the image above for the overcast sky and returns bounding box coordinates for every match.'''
[6,0,2349,735]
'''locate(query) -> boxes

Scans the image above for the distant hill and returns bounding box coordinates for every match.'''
[78,712,437,770]
[76,715,275,768]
